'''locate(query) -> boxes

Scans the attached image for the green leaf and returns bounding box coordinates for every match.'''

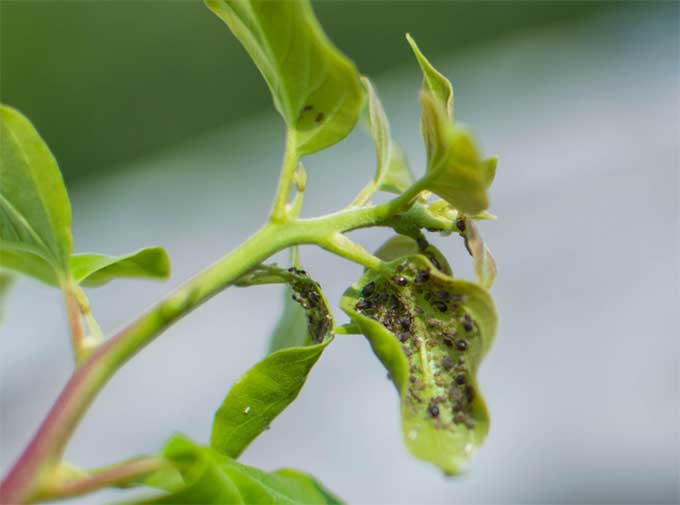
[135,435,342,504]
[0,104,72,280]
[419,92,492,215]
[406,34,453,119]
[340,254,497,474]
[0,271,14,322]
[70,247,171,287]
[375,235,452,277]
[205,0,364,156]
[212,266,334,458]
[461,217,497,290]
[362,78,415,195]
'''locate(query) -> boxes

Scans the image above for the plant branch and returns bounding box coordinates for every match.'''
[35,457,166,502]
[61,283,86,365]
[270,133,299,223]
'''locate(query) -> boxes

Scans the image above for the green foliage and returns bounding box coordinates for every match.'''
[205,0,364,156]
[406,34,454,119]
[362,78,415,195]
[136,435,342,504]
[341,253,497,474]
[211,266,333,458]
[0,104,73,279]
[0,105,170,290]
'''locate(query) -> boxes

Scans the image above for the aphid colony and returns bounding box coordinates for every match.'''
[353,258,479,431]
[287,267,333,343]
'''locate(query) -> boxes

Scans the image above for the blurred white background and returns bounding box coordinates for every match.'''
[1,5,678,504]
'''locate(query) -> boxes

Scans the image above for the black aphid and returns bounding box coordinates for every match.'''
[455,217,466,232]
[308,291,320,304]
[456,339,468,352]
[431,300,447,313]
[455,374,467,386]
[462,314,474,332]
[303,104,313,112]
[442,356,453,370]
[355,299,371,311]
[409,375,417,383]
[442,334,454,347]
[315,112,325,123]
[392,275,408,286]
[415,269,431,283]
[436,290,448,299]
[428,402,440,418]
[399,332,412,343]
[427,254,442,270]
[361,281,375,297]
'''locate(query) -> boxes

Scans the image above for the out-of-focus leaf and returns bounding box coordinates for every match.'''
[0,271,13,322]
[0,104,72,282]
[375,235,452,276]
[340,255,497,474]
[406,34,453,118]
[70,247,170,287]
[212,266,333,458]
[205,0,364,156]
[419,92,492,215]
[134,435,342,504]
[362,78,415,195]
[462,217,497,290]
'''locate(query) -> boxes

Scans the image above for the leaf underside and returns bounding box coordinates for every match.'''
[341,253,496,474]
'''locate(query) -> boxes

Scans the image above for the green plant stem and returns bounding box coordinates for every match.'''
[319,232,385,273]
[61,283,85,365]
[0,178,430,504]
[270,134,299,223]
[35,457,166,502]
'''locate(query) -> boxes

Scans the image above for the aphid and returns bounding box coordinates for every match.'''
[409,375,417,383]
[392,275,408,286]
[456,339,468,352]
[355,299,371,311]
[361,281,375,297]
[402,345,412,357]
[427,254,442,270]
[455,217,466,232]
[428,402,440,418]
[431,300,447,313]
[455,374,467,386]
[462,314,474,332]
[465,385,475,401]
[395,263,404,273]
[442,356,453,370]
[415,269,431,283]
[453,413,466,424]
[308,291,320,304]
[442,334,454,347]
[303,104,313,112]
[398,314,411,329]
[315,112,325,123]
[450,294,463,302]
[399,332,412,343]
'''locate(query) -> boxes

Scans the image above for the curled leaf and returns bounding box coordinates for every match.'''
[205,0,364,155]
[133,435,342,504]
[340,255,497,474]
[211,266,333,458]
[362,77,415,195]
[70,247,171,287]
[461,217,497,290]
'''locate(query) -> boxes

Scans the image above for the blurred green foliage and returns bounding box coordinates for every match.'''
[1,1,602,183]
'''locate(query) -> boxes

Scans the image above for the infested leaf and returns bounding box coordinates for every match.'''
[211,266,334,458]
[375,235,452,277]
[461,217,497,290]
[70,247,171,287]
[0,104,72,281]
[362,78,415,195]
[267,287,309,353]
[340,255,497,474]
[133,435,342,504]
[205,0,364,156]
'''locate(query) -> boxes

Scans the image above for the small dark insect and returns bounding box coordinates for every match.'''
[409,375,417,383]
[442,334,454,347]
[392,275,408,286]
[442,356,453,370]
[303,104,313,112]
[315,112,325,123]
[398,314,411,329]
[455,217,466,232]
[455,374,467,386]
[436,290,449,299]
[453,413,466,424]
[428,402,440,418]
[431,300,448,313]
[427,254,442,271]
[399,332,412,343]
[417,237,429,250]
[361,281,375,297]
[308,291,320,304]
[450,294,463,302]
[402,345,412,357]
[462,314,474,332]
[395,263,404,273]
[456,339,468,352]
[465,384,475,401]
[355,299,371,311]
[415,269,431,283]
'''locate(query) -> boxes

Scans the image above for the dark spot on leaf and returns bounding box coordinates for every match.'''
[456,339,468,352]
[303,104,313,112]
[315,112,325,123]
[428,401,440,418]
